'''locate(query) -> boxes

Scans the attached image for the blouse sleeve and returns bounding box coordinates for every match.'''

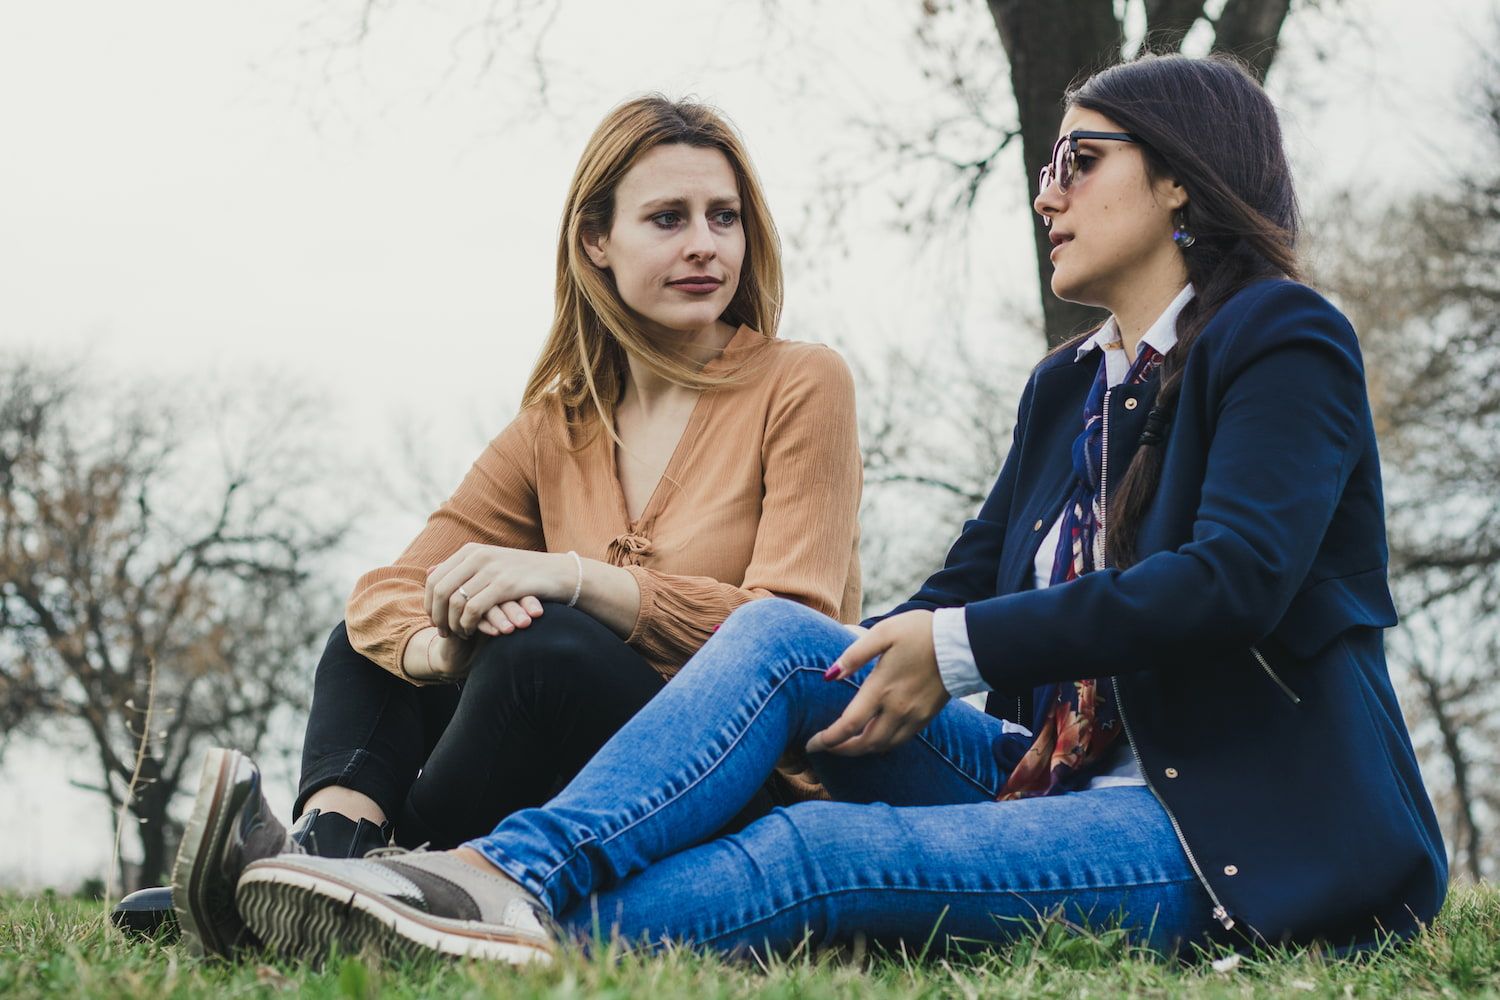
[346,407,545,681]
[622,345,863,671]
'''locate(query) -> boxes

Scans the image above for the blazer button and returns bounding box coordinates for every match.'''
[1223,864,1239,876]
[1164,767,1179,778]
[1033,519,1044,531]
[1124,397,1139,410]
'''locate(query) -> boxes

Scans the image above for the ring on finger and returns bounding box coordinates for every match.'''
[457,586,471,601]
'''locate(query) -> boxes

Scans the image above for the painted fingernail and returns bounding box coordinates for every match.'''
[711,625,720,633]
[823,663,842,681]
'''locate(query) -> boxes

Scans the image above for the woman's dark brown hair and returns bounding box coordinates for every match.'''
[1066,53,1302,566]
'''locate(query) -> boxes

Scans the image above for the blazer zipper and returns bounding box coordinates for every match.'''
[1095,388,1113,569]
[1098,389,1234,932]
[1113,676,1237,930]
[1252,646,1301,704]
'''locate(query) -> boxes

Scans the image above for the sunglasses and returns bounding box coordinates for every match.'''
[1038,130,1142,194]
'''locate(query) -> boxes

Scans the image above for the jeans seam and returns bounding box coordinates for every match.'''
[912,727,1000,797]
[696,874,1204,947]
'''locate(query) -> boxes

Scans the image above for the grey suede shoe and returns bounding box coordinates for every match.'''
[235,849,557,966]
[171,748,300,958]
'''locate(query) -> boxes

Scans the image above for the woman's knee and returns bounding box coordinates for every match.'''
[705,599,849,679]
[719,597,826,636]
[462,603,631,695]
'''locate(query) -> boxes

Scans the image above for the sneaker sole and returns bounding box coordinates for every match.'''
[171,747,244,958]
[236,862,554,967]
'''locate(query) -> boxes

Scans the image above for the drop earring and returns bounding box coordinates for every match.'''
[1171,212,1196,249]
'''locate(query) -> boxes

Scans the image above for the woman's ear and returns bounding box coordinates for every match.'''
[1156,175,1189,214]
[582,229,610,270]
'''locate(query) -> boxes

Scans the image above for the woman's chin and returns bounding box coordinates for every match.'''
[1049,272,1098,309]
[640,307,726,336]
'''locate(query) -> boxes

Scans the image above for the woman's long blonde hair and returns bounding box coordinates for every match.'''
[521,96,784,438]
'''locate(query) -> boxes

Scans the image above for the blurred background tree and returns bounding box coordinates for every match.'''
[0,358,348,890]
[1303,39,1500,876]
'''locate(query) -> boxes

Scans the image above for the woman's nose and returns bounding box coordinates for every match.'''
[683,218,717,260]
[1034,181,1063,226]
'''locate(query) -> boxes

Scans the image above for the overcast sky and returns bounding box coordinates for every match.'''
[0,0,1483,888]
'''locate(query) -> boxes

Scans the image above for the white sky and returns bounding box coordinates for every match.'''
[0,0,1483,889]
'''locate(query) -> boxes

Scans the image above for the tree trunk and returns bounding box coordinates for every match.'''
[129,756,179,890]
[1211,0,1293,82]
[987,0,1119,348]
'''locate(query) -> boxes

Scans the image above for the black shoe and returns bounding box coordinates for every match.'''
[171,748,299,959]
[288,808,392,860]
[110,885,179,941]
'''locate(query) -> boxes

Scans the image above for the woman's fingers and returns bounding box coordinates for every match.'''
[478,606,507,637]
[442,556,493,636]
[827,628,889,681]
[426,556,469,637]
[477,599,543,637]
[824,710,901,757]
[499,600,532,630]
[806,682,881,754]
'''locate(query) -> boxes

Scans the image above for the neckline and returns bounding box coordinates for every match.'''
[605,324,766,532]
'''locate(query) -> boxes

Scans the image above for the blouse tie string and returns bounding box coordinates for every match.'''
[606,531,655,567]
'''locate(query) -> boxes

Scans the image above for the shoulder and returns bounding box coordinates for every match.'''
[756,336,857,397]
[1197,279,1362,373]
[484,399,559,465]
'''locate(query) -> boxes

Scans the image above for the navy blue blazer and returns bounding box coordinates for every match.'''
[868,280,1446,948]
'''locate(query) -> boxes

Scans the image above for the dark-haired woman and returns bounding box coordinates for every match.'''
[235,54,1446,964]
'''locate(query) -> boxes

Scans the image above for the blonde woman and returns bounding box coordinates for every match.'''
[148,96,863,958]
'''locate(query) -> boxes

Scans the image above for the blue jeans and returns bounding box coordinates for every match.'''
[465,599,1214,955]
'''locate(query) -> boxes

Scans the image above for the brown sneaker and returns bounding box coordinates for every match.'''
[171,748,298,958]
[235,849,557,966]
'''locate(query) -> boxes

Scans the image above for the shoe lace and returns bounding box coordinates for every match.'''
[363,841,431,860]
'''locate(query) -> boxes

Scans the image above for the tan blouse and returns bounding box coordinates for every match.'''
[347,325,863,683]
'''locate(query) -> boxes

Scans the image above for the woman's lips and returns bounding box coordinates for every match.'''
[667,279,722,294]
[1049,236,1073,261]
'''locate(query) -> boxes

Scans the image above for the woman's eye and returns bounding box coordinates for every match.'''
[651,212,681,228]
[1074,154,1099,173]
[713,209,740,226]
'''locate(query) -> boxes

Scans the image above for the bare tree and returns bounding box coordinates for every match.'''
[1304,34,1500,876]
[807,0,1319,346]
[0,357,349,889]
[849,332,1023,614]
[307,0,1321,348]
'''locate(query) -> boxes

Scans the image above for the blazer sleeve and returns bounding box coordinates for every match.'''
[860,371,1037,628]
[964,283,1371,691]
[622,346,863,671]
[346,409,545,682]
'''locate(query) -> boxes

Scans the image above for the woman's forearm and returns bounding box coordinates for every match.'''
[568,557,642,638]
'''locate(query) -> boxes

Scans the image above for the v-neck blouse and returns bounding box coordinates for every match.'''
[347,325,864,683]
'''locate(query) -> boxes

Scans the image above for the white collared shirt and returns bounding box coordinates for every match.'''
[930,283,1195,788]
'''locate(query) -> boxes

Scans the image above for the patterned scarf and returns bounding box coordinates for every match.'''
[997,342,1164,800]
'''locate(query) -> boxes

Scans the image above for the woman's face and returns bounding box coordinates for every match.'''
[1033,107,1186,310]
[585,143,745,337]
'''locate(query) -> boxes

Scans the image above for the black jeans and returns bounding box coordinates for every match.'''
[297,603,772,849]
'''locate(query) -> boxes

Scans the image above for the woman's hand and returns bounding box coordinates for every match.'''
[402,627,476,683]
[425,544,571,639]
[805,610,950,756]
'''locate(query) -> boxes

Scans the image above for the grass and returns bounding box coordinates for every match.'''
[3,884,1500,998]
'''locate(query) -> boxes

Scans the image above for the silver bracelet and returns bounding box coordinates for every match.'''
[566,550,584,607]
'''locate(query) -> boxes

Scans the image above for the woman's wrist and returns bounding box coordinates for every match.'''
[551,550,584,605]
[404,625,468,682]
